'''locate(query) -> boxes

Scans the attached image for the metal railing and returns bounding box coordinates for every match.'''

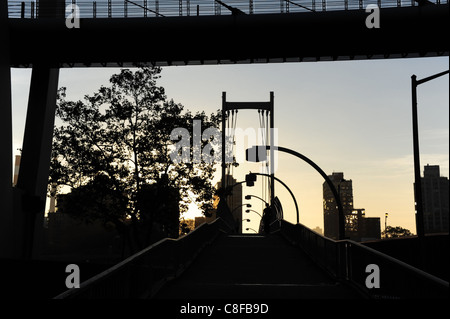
[8,0,448,19]
[54,217,231,299]
[278,220,449,299]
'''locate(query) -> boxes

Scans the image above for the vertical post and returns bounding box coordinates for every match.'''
[93,1,96,18]
[21,2,25,18]
[144,0,147,17]
[0,0,15,258]
[38,0,65,18]
[384,212,388,236]
[411,75,424,239]
[269,92,275,207]
[16,65,59,259]
[222,92,227,192]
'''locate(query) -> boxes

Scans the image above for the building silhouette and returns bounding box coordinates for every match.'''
[13,155,20,186]
[421,164,449,234]
[217,175,243,233]
[323,172,353,239]
[323,172,380,241]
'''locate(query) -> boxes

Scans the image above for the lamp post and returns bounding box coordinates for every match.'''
[242,219,251,222]
[245,194,269,206]
[246,172,299,225]
[385,212,389,237]
[247,145,345,239]
[245,209,262,218]
[231,203,251,215]
[411,70,449,239]
[246,228,258,233]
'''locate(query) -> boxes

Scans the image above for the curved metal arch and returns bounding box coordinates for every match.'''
[255,145,345,240]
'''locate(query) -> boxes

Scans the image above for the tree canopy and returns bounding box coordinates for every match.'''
[49,66,221,252]
[382,226,414,239]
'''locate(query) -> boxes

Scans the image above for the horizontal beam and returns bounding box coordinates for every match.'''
[224,101,272,111]
[6,5,449,68]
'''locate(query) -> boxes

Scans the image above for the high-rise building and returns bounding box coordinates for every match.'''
[421,165,449,234]
[323,172,380,241]
[323,172,353,239]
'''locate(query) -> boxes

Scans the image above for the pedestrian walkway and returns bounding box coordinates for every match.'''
[153,233,362,299]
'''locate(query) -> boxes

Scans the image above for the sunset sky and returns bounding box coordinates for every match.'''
[11,56,449,234]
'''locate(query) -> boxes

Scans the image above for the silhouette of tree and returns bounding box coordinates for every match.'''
[382,226,413,239]
[49,66,221,253]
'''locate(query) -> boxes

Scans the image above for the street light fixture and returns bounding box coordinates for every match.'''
[411,70,449,239]
[385,212,389,235]
[246,145,346,240]
[231,203,251,215]
[245,209,262,218]
[245,194,269,206]
[245,172,299,226]
[245,228,258,233]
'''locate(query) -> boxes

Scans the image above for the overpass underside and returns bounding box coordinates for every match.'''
[8,4,449,68]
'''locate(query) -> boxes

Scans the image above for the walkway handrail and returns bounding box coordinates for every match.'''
[8,0,448,19]
[54,217,231,299]
[279,220,449,299]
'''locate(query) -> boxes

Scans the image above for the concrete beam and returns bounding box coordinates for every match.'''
[16,65,59,259]
[0,0,14,258]
[7,4,450,67]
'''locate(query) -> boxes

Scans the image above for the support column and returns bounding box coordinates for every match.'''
[38,0,65,18]
[0,1,15,258]
[269,92,275,206]
[221,92,227,192]
[16,65,59,259]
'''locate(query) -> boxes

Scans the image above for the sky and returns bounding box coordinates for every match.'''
[11,56,449,235]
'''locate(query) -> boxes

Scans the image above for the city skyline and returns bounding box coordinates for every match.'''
[11,56,449,235]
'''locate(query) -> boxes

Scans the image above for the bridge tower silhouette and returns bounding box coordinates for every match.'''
[219,92,275,232]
